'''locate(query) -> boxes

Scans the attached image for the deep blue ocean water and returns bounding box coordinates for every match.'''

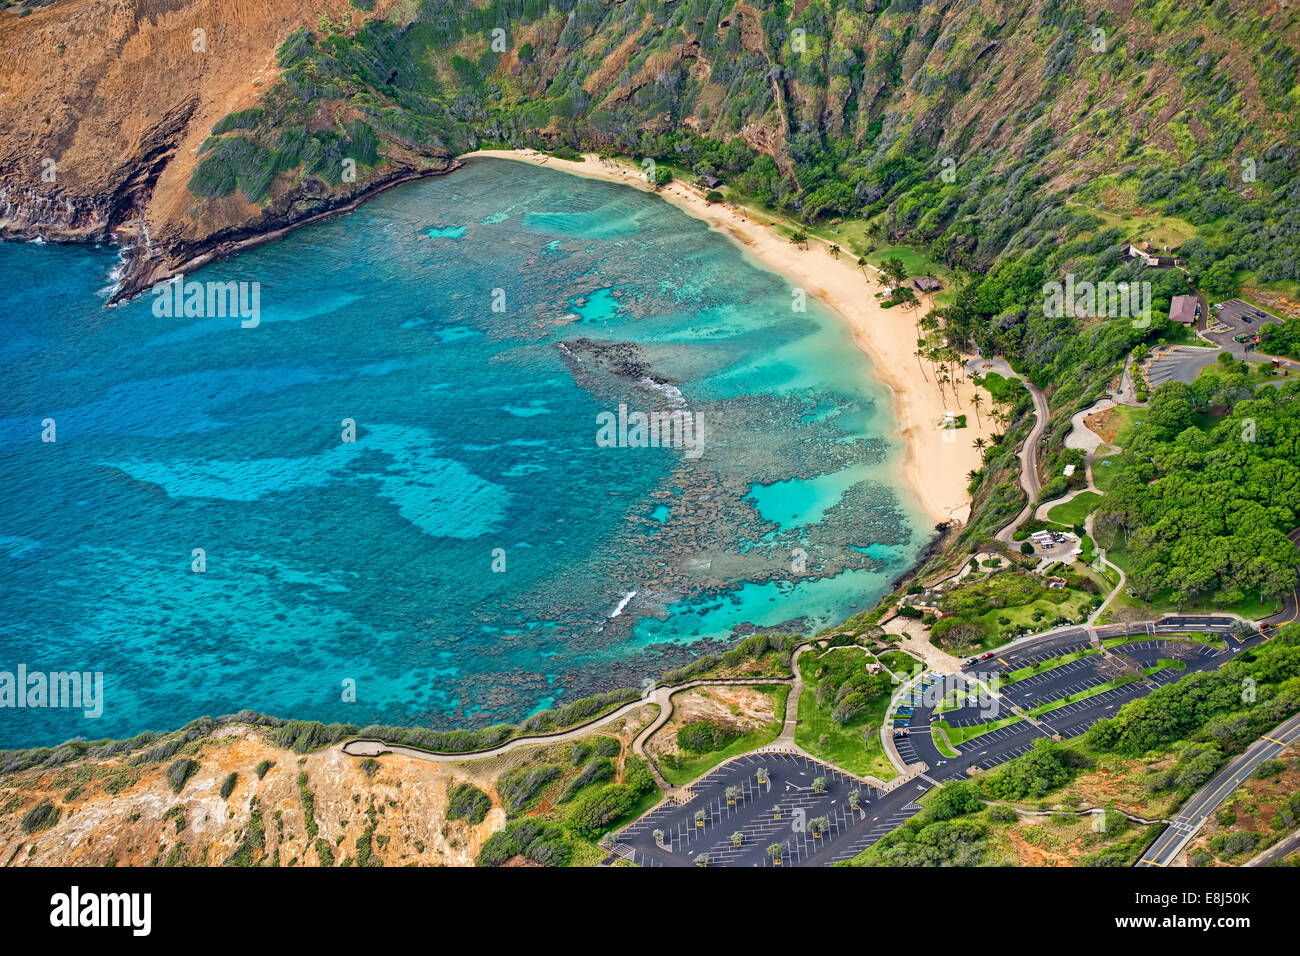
[0,158,930,746]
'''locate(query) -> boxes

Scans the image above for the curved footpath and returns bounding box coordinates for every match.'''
[342,674,794,771]
[964,356,1049,544]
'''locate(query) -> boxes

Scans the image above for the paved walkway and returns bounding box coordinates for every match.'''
[964,357,1049,544]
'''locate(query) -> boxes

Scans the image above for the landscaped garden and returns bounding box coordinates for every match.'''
[795,647,898,780]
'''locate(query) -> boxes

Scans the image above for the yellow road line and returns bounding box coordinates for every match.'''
[998,657,1010,667]
[1141,858,1167,867]
[1262,735,1287,746]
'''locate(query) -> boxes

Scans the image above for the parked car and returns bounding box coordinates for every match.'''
[1242,315,1252,323]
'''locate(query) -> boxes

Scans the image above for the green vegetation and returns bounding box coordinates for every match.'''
[225,798,265,867]
[219,772,238,800]
[931,569,1097,650]
[844,780,988,866]
[19,799,60,835]
[660,687,788,786]
[497,764,564,815]
[165,758,199,795]
[446,783,492,825]
[1046,492,1103,528]
[932,716,1023,747]
[796,648,896,779]
[1259,316,1300,359]
[676,720,738,755]
[558,757,614,801]
[476,749,659,865]
[1091,382,1299,611]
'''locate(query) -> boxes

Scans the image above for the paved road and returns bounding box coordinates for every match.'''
[965,357,1049,544]
[1260,527,1300,633]
[1138,710,1300,867]
[1246,827,1300,867]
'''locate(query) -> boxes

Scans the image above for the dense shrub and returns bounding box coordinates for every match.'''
[496,764,563,814]
[20,799,60,834]
[165,758,199,794]
[446,783,492,825]
[676,720,738,754]
[477,819,573,867]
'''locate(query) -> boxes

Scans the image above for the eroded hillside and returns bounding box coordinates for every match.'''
[2,0,1296,298]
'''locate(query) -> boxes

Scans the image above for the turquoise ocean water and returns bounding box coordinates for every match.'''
[0,158,930,746]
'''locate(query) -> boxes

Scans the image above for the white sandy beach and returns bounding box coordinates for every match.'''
[462,149,997,526]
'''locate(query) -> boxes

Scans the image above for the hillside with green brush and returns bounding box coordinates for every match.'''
[185,0,1300,597]
[196,0,1300,293]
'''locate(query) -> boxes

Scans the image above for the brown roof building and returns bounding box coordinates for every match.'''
[1169,295,1200,326]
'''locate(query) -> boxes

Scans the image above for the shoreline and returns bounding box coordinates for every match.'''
[463,149,995,526]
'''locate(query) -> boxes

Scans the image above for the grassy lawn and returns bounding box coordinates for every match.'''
[795,657,897,781]
[1196,359,1284,386]
[930,728,960,758]
[1066,186,1200,248]
[974,587,1094,639]
[878,649,921,678]
[1047,491,1104,527]
[931,716,1023,746]
[659,686,789,787]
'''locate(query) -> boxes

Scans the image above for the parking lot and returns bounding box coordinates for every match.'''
[963,630,1093,676]
[1203,298,1298,369]
[614,751,919,867]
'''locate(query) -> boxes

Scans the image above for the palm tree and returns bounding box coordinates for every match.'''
[881,256,907,289]
[695,809,706,827]
[972,436,988,453]
[828,242,841,259]
[966,469,981,483]
[731,831,744,848]
[848,789,861,811]
[812,776,827,794]
[725,785,740,806]
[857,255,870,278]
[767,844,784,865]
[756,767,769,788]
[971,390,984,427]
[789,229,809,250]
[696,853,710,867]
[914,343,930,382]
[653,828,664,845]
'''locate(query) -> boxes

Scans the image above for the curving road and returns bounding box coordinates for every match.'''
[1138,710,1300,867]
[965,357,1049,544]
